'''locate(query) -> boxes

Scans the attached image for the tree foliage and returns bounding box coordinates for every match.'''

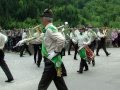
[0,0,120,29]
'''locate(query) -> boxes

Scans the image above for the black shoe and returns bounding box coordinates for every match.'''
[37,63,40,67]
[96,54,100,56]
[68,54,71,55]
[5,79,14,83]
[106,53,111,56]
[34,60,36,64]
[77,71,83,74]
[74,58,78,60]
[92,61,95,66]
[84,69,89,71]
[88,61,91,64]
[62,73,67,77]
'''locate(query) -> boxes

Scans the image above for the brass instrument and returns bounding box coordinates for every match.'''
[103,28,108,36]
[15,22,68,47]
[14,25,42,47]
[28,25,41,38]
[57,22,68,32]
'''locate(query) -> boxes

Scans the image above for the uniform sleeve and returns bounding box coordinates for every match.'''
[47,29,65,52]
[0,34,7,49]
[34,33,44,43]
[29,33,44,44]
[3,34,8,42]
[87,31,96,43]
[70,32,73,39]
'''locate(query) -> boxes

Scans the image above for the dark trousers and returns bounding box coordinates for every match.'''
[89,40,96,52]
[61,63,67,76]
[61,48,66,56]
[38,57,68,90]
[60,48,67,76]
[96,40,109,55]
[79,58,88,72]
[0,49,13,80]
[117,34,120,47]
[68,39,78,59]
[33,44,42,65]
[20,43,31,57]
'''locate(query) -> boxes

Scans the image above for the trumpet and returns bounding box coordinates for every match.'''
[103,28,108,36]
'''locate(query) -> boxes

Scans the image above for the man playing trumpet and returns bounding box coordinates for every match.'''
[96,28,111,56]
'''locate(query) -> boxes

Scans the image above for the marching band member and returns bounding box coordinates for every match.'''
[15,28,44,67]
[59,28,66,57]
[0,31,14,82]
[20,30,32,57]
[68,28,78,60]
[86,27,97,66]
[76,27,93,74]
[58,27,67,76]
[31,27,44,67]
[38,9,68,90]
[96,29,111,56]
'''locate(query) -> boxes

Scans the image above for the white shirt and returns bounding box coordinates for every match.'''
[74,29,80,36]
[30,32,44,44]
[70,31,77,40]
[84,30,97,42]
[0,33,8,49]
[76,32,88,47]
[22,32,27,39]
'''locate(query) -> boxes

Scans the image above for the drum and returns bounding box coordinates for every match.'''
[85,46,95,61]
[79,48,87,60]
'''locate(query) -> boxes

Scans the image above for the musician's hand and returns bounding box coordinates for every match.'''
[72,39,77,44]
[83,42,90,45]
[83,42,88,45]
[47,51,58,60]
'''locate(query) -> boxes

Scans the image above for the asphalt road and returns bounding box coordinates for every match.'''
[0,48,120,90]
